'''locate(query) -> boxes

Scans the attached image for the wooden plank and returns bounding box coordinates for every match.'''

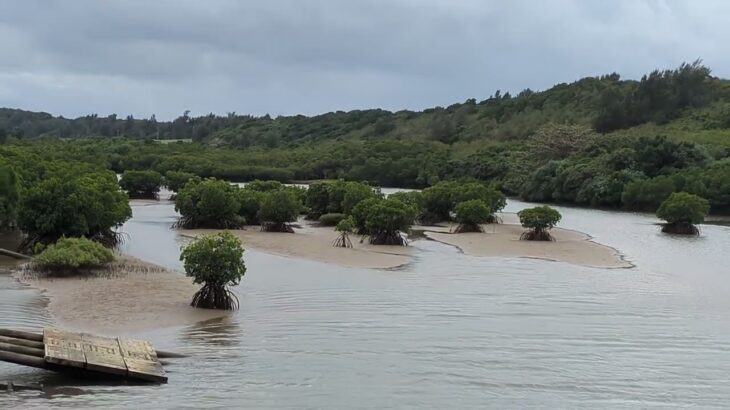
[43,328,85,368]
[80,334,127,376]
[118,338,167,383]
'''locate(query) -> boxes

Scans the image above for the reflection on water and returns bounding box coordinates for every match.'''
[1,197,730,408]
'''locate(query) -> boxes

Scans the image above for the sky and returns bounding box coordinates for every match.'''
[0,0,729,120]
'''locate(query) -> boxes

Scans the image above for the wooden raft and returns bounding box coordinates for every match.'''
[43,328,167,383]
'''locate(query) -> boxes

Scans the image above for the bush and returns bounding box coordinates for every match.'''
[318,213,345,226]
[363,198,415,245]
[0,163,19,230]
[332,216,355,248]
[656,192,710,235]
[18,172,132,250]
[257,189,301,232]
[119,170,164,199]
[245,179,283,192]
[517,206,562,241]
[180,231,245,309]
[174,178,244,229]
[165,170,197,192]
[454,200,491,233]
[33,237,115,273]
[235,188,264,225]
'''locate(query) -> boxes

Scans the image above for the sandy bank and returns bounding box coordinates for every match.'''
[15,255,229,334]
[181,221,412,270]
[419,213,631,269]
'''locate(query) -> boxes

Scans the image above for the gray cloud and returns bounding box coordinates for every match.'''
[0,0,728,120]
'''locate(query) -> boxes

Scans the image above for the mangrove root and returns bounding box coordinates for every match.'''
[191,284,239,310]
[661,222,700,235]
[454,223,483,233]
[368,230,408,246]
[519,229,555,241]
[331,233,353,248]
[260,222,294,233]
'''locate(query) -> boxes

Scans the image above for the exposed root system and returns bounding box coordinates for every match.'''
[454,223,483,233]
[260,222,295,233]
[191,283,239,310]
[173,216,243,230]
[661,222,700,235]
[519,229,555,241]
[368,230,408,246]
[331,233,353,248]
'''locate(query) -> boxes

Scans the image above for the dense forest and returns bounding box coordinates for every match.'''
[1,61,730,214]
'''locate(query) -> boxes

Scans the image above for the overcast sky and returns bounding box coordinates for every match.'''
[0,0,728,120]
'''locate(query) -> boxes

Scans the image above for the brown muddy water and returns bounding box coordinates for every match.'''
[2,196,730,409]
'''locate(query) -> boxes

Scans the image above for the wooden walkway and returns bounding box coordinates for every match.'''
[0,328,168,383]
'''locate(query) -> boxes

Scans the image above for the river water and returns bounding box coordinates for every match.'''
[1,196,730,409]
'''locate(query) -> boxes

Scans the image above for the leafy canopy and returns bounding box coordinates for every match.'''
[18,172,132,244]
[165,170,197,192]
[454,200,492,226]
[656,192,710,225]
[119,170,163,198]
[180,231,246,287]
[257,189,301,225]
[175,178,243,228]
[517,206,562,231]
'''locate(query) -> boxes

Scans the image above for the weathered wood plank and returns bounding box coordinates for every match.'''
[118,338,167,383]
[43,328,85,368]
[80,334,127,376]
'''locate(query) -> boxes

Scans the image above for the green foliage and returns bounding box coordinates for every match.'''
[454,200,491,232]
[421,181,460,223]
[517,206,562,241]
[257,189,301,232]
[335,216,355,234]
[388,191,424,212]
[656,192,710,225]
[304,180,379,218]
[342,182,379,214]
[318,213,345,226]
[454,182,507,215]
[235,188,264,225]
[2,61,730,220]
[245,179,283,192]
[165,170,197,192]
[0,162,19,230]
[174,178,243,229]
[119,170,164,199]
[33,237,115,273]
[363,197,415,245]
[180,231,246,309]
[18,171,132,249]
[351,197,380,235]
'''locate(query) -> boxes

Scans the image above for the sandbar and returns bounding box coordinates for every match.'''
[419,213,631,269]
[15,255,229,334]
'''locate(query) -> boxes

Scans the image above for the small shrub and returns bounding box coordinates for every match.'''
[454,200,491,233]
[319,213,345,226]
[180,231,246,310]
[119,170,164,199]
[33,237,115,274]
[332,216,355,248]
[656,192,710,235]
[517,206,562,241]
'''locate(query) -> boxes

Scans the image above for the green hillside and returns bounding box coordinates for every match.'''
[1,61,729,213]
